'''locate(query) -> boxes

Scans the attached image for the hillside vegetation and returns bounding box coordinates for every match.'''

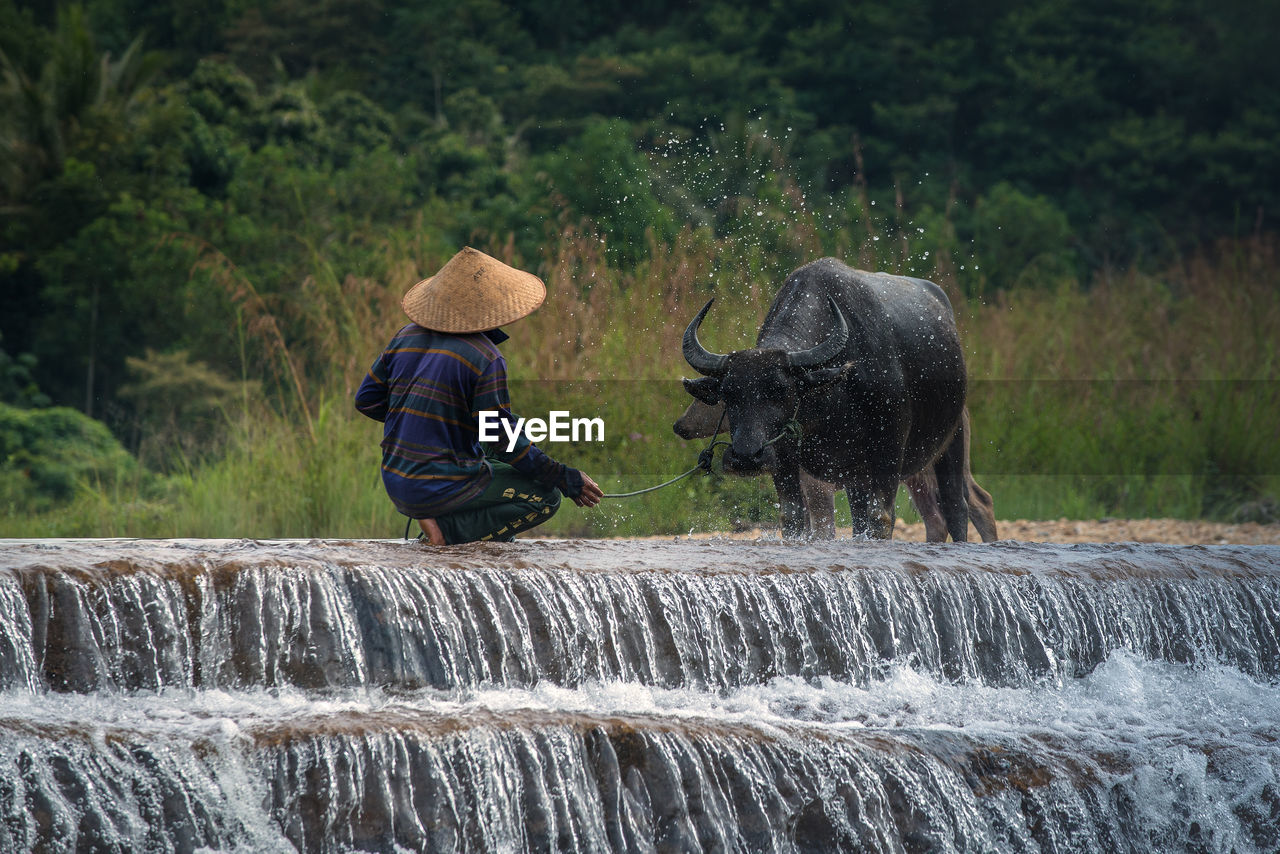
[1,0,1276,537]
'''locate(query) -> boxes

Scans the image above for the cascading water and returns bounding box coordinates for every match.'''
[1,537,1278,852]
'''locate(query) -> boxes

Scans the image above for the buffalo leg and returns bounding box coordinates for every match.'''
[800,471,837,539]
[907,468,997,542]
[933,424,970,543]
[967,478,998,542]
[901,408,997,543]
[772,467,808,539]
[904,469,949,542]
[957,409,998,541]
[844,475,898,539]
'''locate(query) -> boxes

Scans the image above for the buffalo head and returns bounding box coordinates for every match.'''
[682,297,849,474]
[672,397,726,441]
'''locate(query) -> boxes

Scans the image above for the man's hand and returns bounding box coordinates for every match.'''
[574,473,604,507]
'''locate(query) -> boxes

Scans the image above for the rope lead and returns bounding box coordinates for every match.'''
[604,404,802,500]
[602,406,729,499]
[600,463,707,498]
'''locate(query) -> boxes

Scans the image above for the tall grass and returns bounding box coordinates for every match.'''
[958,236,1279,522]
[4,222,1277,539]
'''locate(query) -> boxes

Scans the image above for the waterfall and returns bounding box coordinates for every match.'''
[1,538,1278,851]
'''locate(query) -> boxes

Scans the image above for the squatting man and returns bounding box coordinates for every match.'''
[356,247,604,544]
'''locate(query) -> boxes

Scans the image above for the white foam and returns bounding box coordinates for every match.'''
[4,650,1273,753]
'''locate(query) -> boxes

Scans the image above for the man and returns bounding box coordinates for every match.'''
[355,247,603,544]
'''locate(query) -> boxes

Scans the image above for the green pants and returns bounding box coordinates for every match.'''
[434,461,562,544]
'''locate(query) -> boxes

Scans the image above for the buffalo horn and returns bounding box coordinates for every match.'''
[682,298,730,376]
[785,297,849,369]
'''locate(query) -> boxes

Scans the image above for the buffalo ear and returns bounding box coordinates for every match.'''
[798,363,849,392]
[683,376,722,405]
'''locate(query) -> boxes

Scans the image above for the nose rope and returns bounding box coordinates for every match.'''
[610,403,800,501]
[761,403,804,450]
[600,406,730,499]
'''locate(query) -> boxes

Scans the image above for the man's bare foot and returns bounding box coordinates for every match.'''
[417,517,446,545]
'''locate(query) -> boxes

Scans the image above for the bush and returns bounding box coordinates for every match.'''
[971,182,1076,292]
[0,336,50,408]
[541,118,675,266]
[0,402,140,514]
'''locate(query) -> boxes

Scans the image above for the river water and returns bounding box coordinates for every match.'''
[0,537,1277,852]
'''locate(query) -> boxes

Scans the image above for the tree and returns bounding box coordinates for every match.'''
[541,118,674,266]
[0,332,50,408]
[0,3,161,208]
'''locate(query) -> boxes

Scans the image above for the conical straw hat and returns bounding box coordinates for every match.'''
[401,247,546,333]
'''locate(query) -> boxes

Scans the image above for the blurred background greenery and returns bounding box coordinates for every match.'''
[1,0,1276,537]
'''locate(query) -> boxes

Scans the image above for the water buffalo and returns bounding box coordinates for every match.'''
[682,258,971,540]
[673,398,998,541]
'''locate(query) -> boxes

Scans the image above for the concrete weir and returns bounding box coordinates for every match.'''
[1,537,1279,851]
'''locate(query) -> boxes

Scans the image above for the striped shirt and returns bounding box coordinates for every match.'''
[355,324,565,518]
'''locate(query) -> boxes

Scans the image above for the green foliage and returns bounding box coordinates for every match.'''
[542,118,674,265]
[118,349,257,469]
[0,401,138,515]
[1,0,1278,536]
[970,182,1076,292]
[0,333,50,408]
[0,3,162,204]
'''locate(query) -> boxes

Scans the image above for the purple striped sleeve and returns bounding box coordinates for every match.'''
[354,354,389,422]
